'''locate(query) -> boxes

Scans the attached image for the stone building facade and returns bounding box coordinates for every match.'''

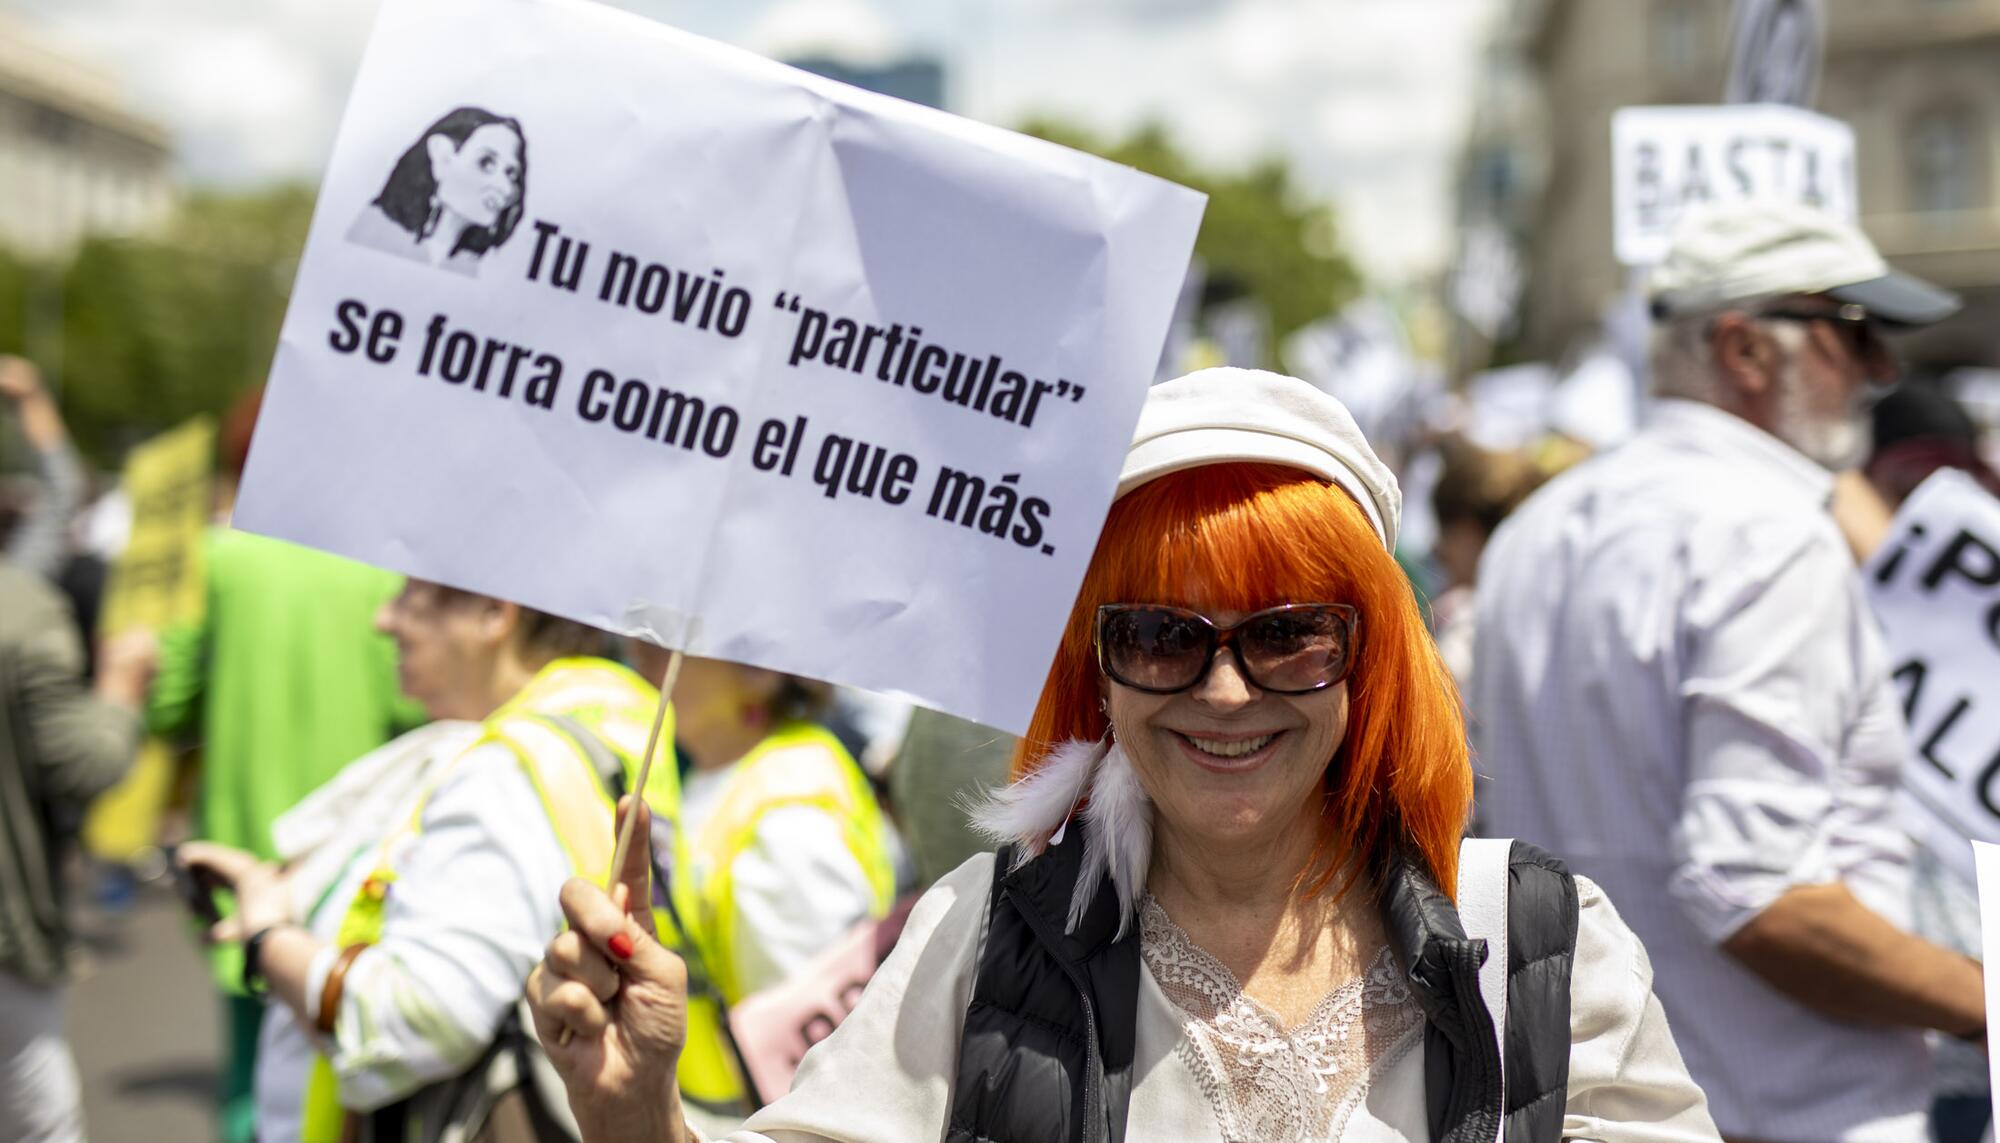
[0,15,173,257]
[1471,0,1999,369]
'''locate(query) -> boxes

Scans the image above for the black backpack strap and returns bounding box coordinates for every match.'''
[362,1001,583,1142]
[1500,840,1580,1143]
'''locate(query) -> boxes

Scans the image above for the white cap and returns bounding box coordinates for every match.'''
[1648,200,1959,325]
[1118,367,1401,550]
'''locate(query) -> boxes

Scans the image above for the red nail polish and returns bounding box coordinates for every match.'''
[608,932,635,961]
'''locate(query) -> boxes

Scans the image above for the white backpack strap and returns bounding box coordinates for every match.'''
[1457,836,1512,1139]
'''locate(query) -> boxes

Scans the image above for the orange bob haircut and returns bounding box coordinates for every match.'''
[1014,462,1473,899]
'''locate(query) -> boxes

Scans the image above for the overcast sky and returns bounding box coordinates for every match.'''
[13,0,1501,285]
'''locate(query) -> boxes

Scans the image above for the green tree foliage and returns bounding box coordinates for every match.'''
[1018,120,1359,352]
[0,248,27,357]
[0,184,316,467]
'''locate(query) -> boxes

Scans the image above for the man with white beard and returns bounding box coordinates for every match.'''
[1470,201,1981,1143]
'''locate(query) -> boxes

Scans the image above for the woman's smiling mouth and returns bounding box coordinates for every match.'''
[1174,730,1284,771]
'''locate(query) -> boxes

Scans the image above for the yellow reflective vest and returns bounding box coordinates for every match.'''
[299,657,675,1142]
[668,721,896,1111]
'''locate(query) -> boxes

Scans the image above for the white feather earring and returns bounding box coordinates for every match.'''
[967,736,1104,871]
[967,734,1156,937]
[1067,737,1153,938]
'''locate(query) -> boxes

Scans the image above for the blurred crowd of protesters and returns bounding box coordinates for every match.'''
[144,388,420,1141]
[179,580,665,1142]
[2,193,2000,1143]
[0,358,946,1141]
[1,355,154,1143]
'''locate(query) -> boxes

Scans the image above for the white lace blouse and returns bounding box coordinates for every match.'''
[698,853,1721,1143]
[1134,895,1426,1140]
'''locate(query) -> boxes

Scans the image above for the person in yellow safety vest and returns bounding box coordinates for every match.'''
[179,580,678,1142]
[633,648,898,1120]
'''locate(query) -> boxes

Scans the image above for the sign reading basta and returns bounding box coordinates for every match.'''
[1611,104,1855,266]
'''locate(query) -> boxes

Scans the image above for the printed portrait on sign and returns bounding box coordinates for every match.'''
[347,106,528,278]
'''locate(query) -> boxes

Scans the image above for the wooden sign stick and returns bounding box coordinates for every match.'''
[607,646,683,890]
[555,647,683,1047]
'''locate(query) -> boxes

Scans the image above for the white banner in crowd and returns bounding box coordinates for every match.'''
[1283,301,1421,451]
[1611,104,1855,266]
[1971,841,2000,1106]
[1864,469,2000,881]
[234,0,1205,734]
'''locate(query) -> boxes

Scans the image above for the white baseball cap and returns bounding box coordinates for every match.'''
[1648,200,1959,326]
[1117,367,1401,551]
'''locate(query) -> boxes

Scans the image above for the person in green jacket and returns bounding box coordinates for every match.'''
[0,562,152,1143]
[144,388,422,1143]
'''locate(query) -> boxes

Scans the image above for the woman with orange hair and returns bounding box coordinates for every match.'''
[526,369,1720,1142]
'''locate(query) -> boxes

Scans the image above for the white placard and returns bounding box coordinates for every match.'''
[1864,469,2000,882]
[1462,363,1557,453]
[1611,104,1855,266]
[1970,840,2000,1111]
[1283,301,1418,450]
[233,0,1205,735]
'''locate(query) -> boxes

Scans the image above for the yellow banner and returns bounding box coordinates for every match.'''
[99,417,214,636]
[87,417,214,863]
[82,738,182,864]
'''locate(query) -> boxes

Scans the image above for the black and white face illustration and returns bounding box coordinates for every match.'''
[349,106,530,277]
[427,121,524,230]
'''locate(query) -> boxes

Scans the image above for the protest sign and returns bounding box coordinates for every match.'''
[1153,258,1206,383]
[1206,298,1271,372]
[1449,220,1525,343]
[1284,300,1424,454]
[1611,104,1855,266]
[99,416,213,636]
[1462,363,1557,453]
[233,0,1205,735]
[1549,347,1638,451]
[1865,469,2000,881]
[85,417,215,865]
[727,911,893,1105]
[1972,841,2000,1107]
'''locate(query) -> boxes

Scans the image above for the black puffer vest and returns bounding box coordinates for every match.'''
[946,825,1580,1143]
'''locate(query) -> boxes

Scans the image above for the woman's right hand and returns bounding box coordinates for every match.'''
[528,797,692,1143]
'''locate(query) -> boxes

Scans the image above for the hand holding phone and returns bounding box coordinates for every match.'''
[167,844,226,926]
[173,842,295,942]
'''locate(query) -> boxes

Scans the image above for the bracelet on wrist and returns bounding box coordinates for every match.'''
[318,944,369,1035]
[242,924,290,998]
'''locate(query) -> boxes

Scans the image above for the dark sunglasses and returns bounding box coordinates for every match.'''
[1760,302,1889,367]
[1095,603,1361,695]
